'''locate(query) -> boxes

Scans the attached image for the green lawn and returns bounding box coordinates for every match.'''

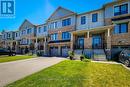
[0,55,35,63]
[6,60,130,87]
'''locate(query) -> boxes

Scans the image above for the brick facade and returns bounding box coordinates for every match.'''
[111,22,130,46]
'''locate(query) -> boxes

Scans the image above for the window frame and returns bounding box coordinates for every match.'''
[92,13,98,22]
[113,23,128,34]
[51,33,58,41]
[114,3,128,16]
[81,16,86,25]
[43,26,47,32]
[62,18,71,27]
[62,32,71,40]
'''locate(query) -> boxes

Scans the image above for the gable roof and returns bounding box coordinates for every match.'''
[47,6,76,21]
[103,0,128,7]
[19,19,35,30]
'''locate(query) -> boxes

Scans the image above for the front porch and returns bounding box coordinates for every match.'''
[71,25,113,60]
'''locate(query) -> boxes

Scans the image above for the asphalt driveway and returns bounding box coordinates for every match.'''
[0,57,65,87]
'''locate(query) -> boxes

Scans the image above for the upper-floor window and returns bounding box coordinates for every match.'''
[62,18,71,27]
[7,33,10,38]
[51,33,58,40]
[81,16,86,25]
[114,23,128,34]
[62,32,71,40]
[48,24,51,29]
[4,34,5,38]
[44,26,47,32]
[92,13,98,22]
[51,22,57,29]
[38,27,41,33]
[16,33,18,37]
[27,28,32,34]
[114,4,128,16]
[54,22,57,29]
[22,30,26,35]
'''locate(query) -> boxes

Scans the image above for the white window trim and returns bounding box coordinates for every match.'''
[113,2,129,16]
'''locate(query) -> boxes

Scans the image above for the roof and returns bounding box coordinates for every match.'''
[47,6,76,21]
[78,8,103,15]
[19,19,35,30]
[103,0,128,7]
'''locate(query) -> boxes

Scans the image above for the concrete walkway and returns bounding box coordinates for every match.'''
[0,57,65,87]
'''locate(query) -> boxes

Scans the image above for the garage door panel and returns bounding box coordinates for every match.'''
[50,47,58,56]
[61,46,70,57]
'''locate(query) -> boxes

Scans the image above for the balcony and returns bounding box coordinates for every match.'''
[48,25,75,34]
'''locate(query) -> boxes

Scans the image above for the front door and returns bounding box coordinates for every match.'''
[77,37,84,49]
[92,35,102,49]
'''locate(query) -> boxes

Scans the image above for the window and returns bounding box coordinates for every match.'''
[16,33,18,37]
[62,32,71,40]
[48,24,51,29]
[38,27,41,33]
[7,33,10,38]
[81,16,86,25]
[114,23,128,34]
[62,18,71,27]
[54,22,57,29]
[51,22,57,29]
[27,28,32,34]
[51,33,58,40]
[44,26,47,32]
[114,4,128,16]
[92,13,98,22]
[22,30,26,35]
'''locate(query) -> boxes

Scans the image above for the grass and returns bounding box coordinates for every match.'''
[6,60,130,87]
[0,55,35,63]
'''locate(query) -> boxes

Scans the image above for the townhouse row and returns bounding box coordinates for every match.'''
[0,0,130,58]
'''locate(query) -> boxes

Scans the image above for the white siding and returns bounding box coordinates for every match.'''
[76,10,104,30]
[49,7,74,20]
[37,25,48,37]
[48,15,76,30]
[128,0,130,14]
[105,1,130,18]
[105,6,114,18]
[15,32,20,40]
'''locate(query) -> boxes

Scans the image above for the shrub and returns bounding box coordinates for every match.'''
[83,59,91,62]
[68,51,75,60]
[80,54,85,61]
[80,54,91,62]
[36,50,44,56]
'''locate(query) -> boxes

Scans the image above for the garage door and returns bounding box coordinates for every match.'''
[50,47,58,56]
[61,46,70,57]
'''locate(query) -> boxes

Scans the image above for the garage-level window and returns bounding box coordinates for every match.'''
[114,23,128,34]
[51,33,58,40]
[62,32,71,40]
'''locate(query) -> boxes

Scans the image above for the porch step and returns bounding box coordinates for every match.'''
[93,49,107,61]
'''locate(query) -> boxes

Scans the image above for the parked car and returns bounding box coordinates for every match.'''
[0,48,16,56]
[119,49,130,67]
